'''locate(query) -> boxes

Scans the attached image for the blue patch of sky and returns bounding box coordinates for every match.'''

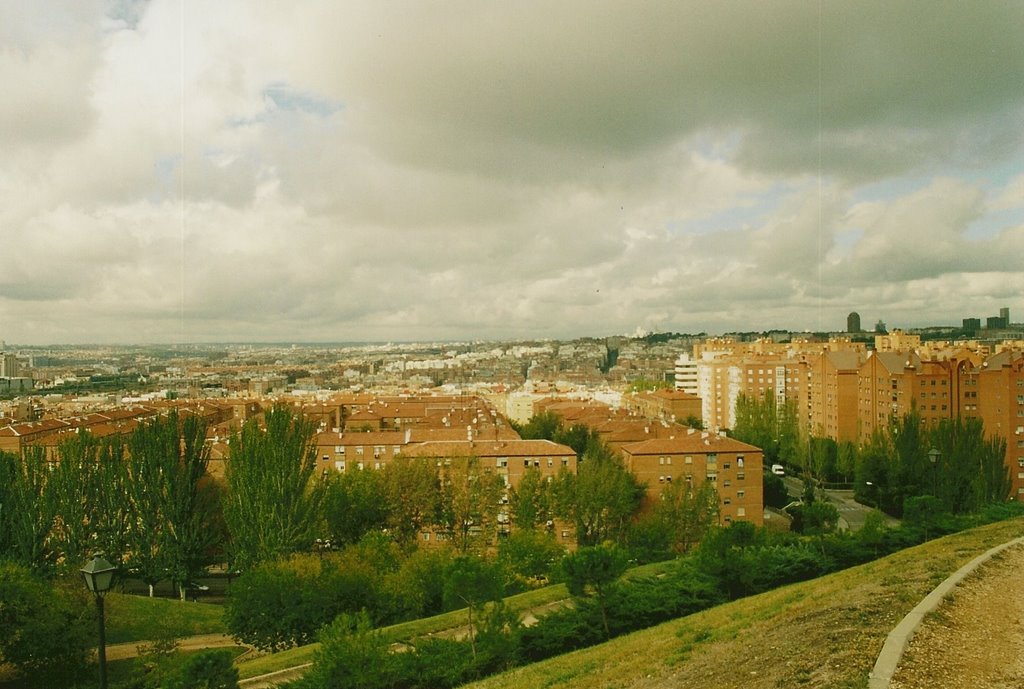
[964,207,1024,241]
[850,175,934,205]
[689,130,743,163]
[263,83,343,117]
[107,0,150,29]
[667,184,793,237]
[146,155,180,201]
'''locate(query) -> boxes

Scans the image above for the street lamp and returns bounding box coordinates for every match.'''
[928,448,941,497]
[81,555,117,689]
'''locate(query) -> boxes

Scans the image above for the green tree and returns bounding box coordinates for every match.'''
[125,411,221,596]
[0,562,93,686]
[561,545,627,638]
[162,649,240,689]
[224,405,325,570]
[799,501,840,535]
[47,432,104,573]
[382,456,440,546]
[163,412,221,598]
[296,612,396,689]
[651,479,719,554]
[762,469,789,509]
[508,467,554,530]
[515,410,562,441]
[437,457,505,553]
[554,441,644,546]
[442,556,504,659]
[323,467,389,547]
[5,446,57,573]
[732,391,778,462]
[496,529,565,585]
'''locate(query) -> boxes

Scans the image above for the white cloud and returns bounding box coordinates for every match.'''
[1,0,1022,343]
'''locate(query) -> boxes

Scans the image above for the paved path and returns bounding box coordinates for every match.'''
[105,633,246,661]
[883,541,1024,689]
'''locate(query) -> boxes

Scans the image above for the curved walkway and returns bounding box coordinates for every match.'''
[870,536,1024,689]
[106,633,246,661]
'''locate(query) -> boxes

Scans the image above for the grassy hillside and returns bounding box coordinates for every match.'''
[104,592,226,644]
[235,559,677,679]
[463,517,1024,689]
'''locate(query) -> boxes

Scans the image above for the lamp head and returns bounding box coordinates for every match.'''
[81,555,117,595]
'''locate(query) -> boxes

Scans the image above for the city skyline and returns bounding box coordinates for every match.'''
[2,1,1023,345]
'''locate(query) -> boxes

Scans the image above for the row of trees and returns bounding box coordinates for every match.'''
[2,403,724,592]
[0,411,218,596]
[293,495,1024,689]
[732,391,1011,517]
[0,405,331,589]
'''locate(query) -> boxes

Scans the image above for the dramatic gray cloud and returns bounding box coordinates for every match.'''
[1,0,1022,344]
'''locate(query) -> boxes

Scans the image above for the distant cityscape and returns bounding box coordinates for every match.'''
[3,308,1023,521]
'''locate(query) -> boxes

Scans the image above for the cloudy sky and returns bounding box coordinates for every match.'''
[2,1,1023,345]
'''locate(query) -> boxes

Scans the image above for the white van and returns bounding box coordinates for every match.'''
[771,464,785,476]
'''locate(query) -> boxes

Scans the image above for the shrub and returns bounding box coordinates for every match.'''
[225,549,386,651]
[0,563,93,687]
[161,650,239,689]
[294,612,398,689]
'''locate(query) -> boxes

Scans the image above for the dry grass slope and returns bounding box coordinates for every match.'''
[464,518,1024,689]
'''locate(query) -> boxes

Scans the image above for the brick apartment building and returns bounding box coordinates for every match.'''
[674,334,1024,500]
[620,430,764,526]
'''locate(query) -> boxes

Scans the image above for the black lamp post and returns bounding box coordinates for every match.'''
[928,448,941,497]
[81,555,117,689]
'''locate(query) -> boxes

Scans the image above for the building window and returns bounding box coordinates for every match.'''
[685,456,692,464]
[737,490,745,498]
[723,498,731,505]
[335,461,345,471]
[737,507,746,517]
[737,456,744,467]
[497,457,508,468]
[723,462,731,470]
[737,472,745,480]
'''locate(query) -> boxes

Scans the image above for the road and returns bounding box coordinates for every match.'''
[780,475,878,532]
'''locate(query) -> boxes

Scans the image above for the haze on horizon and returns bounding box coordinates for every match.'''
[2,1,1023,346]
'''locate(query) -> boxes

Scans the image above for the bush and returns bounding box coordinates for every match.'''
[0,563,93,687]
[225,553,378,651]
[516,605,604,662]
[162,650,239,689]
[294,612,398,689]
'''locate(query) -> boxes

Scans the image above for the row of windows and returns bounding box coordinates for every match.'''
[334,445,400,456]
[496,457,570,468]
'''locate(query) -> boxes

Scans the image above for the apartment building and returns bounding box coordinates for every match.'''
[400,438,579,546]
[619,431,764,526]
[808,350,863,442]
[399,438,577,491]
[623,389,702,426]
[962,350,1024,498]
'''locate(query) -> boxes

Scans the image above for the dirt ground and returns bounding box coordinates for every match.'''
[889,544,1024,689]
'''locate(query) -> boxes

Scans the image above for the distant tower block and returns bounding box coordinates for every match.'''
[1000,307,1010,326]
[847,311,861,333]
